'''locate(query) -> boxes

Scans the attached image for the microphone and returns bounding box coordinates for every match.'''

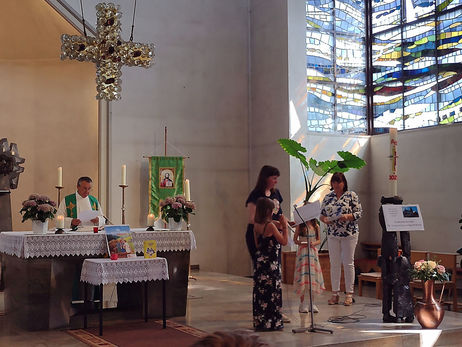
[102,215,114,225]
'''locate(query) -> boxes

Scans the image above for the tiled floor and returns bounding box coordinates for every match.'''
[0,271,461,346]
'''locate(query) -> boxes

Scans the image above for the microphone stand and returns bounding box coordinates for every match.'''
[292,204,333,335]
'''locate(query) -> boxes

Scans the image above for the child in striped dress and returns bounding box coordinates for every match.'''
[293,219,325,313]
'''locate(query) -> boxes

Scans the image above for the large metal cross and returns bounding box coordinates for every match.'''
[61,3,154,101]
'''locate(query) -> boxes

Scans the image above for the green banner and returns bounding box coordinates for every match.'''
[149,156,184,218]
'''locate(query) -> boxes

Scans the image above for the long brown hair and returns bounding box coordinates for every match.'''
[298,218,320,236]
[254,197,274,224]
[254,165,280,194]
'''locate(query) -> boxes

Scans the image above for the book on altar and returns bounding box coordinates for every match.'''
[105,225,136,258]
[143,240,157,258]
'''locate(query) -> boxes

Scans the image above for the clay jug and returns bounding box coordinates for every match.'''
[414,280,444,329]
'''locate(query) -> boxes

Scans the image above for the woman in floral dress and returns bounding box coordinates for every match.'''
[252,197,288,331]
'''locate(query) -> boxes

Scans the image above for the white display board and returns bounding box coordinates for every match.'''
[382,204,425,231]
[293,201,321,225]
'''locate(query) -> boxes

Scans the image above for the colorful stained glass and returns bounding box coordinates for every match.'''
[437,0,462,12]
[307,1,462,132]
[372,0,462,130]
[437,7,462,124]
[306,0,367,133]
[372,0,401,34]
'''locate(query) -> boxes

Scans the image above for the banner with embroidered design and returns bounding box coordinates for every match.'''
[149,156,184,218]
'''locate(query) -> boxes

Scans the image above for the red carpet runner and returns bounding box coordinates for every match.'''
[67,320,208,347]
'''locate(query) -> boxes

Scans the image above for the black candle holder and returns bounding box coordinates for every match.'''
[55,228,64,234]
[146,226,154,231]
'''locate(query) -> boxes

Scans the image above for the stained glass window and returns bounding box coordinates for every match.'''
[372,0,462,131]
[306,0,367,133]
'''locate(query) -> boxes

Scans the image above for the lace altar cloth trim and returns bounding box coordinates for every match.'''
[80,257,169,285]
[0,230,196,258]
[130,229,197,252]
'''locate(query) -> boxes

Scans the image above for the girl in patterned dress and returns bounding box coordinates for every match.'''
[293,219,325,313]
[252,197,288,331]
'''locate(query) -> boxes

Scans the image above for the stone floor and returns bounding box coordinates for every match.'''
[0,271,461,346]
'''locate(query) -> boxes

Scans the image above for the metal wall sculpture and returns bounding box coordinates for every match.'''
[61,3,154,101]
[0,138,25,232]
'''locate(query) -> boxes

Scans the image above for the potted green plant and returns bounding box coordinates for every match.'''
[278,138,366,252]
[278,138,366,203]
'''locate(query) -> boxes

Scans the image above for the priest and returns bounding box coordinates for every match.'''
[57,176,105,230]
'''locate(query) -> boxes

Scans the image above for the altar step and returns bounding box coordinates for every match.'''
[325,326,462,347]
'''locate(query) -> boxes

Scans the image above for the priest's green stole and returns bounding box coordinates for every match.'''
[149,156,184,218]
[65,194,99,218]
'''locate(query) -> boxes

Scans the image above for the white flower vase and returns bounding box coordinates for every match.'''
[32,219,48,234]
[168,218,182,231]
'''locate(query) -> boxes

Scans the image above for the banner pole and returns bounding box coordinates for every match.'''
[164,126,167,156]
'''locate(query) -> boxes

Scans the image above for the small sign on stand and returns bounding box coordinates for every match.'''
[382,204,424,231]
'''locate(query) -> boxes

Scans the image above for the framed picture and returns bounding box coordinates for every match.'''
[105,225,136,258]
[159,168,175,188]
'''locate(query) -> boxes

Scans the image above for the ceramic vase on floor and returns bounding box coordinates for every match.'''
[32,219,48,234]
[414,280,444,329]
[168,218,182,231]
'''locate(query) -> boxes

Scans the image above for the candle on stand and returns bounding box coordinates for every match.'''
[121,164,127,185]
[56,215,65,229]
[147,213,155,226]
[184,179,191,201]
[57,167,63,187]
[389,128,398,196]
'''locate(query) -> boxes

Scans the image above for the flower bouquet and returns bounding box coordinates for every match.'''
[411,259,449,329]
[20,194,57,234]
[410,260,449,282]
[20,194,57,222]
[160,195,195,223]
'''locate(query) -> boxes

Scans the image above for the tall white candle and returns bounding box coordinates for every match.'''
[184,179,191,201]
[57,167,63,187]
[147,213,155,226]
[121,165,127,185]
[56,215,64,229]
[389,128,398,196]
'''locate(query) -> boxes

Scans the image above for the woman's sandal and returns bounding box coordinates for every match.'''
[344,294,353,306]
[328,294,339,305]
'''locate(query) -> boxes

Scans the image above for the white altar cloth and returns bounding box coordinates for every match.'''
[0,230,196,258]
[80,256,169,285]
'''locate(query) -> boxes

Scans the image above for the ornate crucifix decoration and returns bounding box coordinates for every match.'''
[0,138,25,232]
[60,3,154,101]
[0,138,25,190]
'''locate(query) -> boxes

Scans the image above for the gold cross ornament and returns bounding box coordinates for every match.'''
[60,3,154,101]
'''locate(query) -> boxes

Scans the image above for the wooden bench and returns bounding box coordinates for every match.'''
[358,272,382,299]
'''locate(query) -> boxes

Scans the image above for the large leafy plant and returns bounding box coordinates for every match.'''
[278,138,366,202]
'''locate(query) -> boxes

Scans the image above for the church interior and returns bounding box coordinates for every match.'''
[1,0,462,346]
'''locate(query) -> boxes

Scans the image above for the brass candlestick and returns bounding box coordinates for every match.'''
[55,186,63,205]
[119,184,128,224]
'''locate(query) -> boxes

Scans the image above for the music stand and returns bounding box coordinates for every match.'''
[292,204,333,335]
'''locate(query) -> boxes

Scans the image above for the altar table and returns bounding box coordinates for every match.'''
[0,229,195,330]
[80,257,169,336]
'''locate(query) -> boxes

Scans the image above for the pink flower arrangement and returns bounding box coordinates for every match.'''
[20,194,57,223]
[411,259,449,282]
[160,195,196,223]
